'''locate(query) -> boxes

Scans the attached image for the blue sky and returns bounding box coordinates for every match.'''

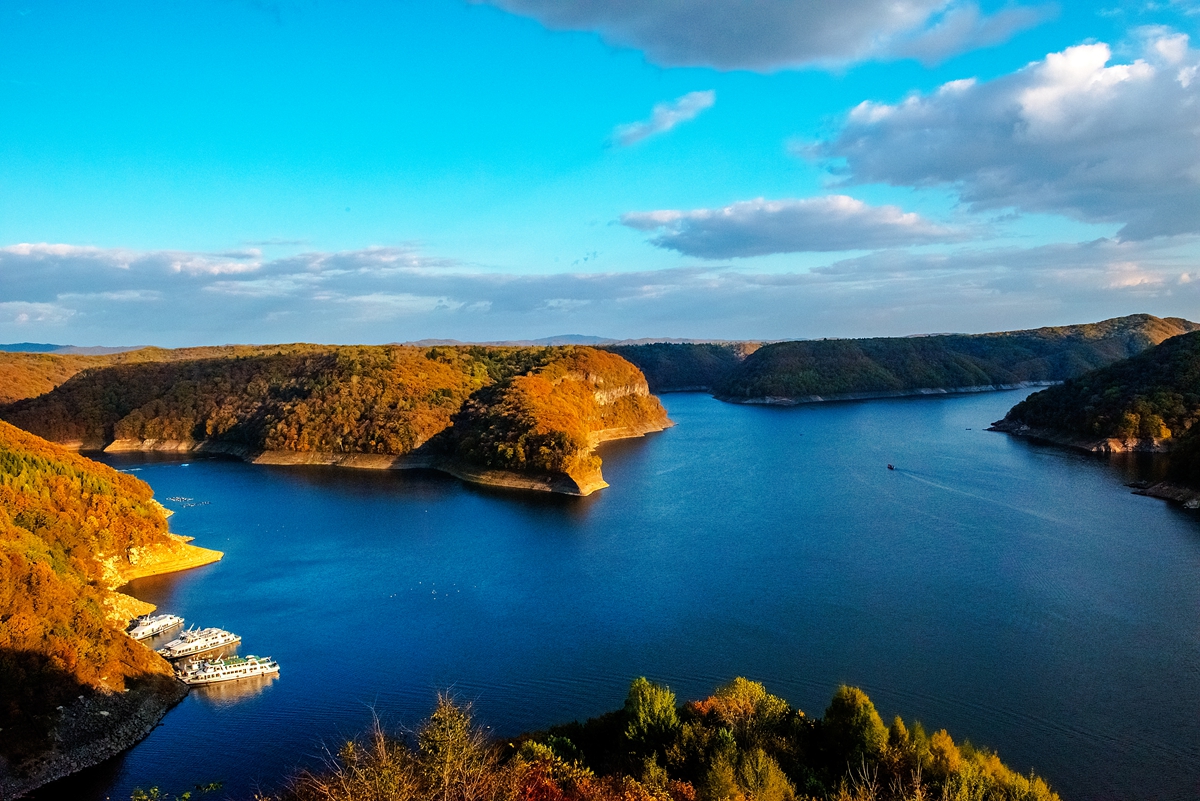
[2,0,1200,345]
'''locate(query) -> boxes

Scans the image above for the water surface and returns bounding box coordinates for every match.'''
[38,391,1200,801]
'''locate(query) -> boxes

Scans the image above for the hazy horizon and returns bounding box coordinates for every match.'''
[1,311,1192,352]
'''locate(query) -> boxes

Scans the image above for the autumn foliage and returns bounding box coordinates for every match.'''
[0,345,669,485]
[0,421,175,760]
[451,349,669,476]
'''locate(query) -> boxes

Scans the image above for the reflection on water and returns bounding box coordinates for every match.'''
[139,625,185,651]
[34,391,1200,801]
[192,673,280,706]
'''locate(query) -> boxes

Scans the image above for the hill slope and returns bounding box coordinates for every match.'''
[0,344,340,405]
[604,342,760,392]
[713,315,1198,403]
[0,421,213,794]
[0,346,671,496]
[992,331,1200,495]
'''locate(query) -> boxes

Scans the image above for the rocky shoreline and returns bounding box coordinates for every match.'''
[0,679,188,800]
[1130,480,1200,508]
[987,420,1200,509]
[985,419,1170,454]
[718,381,1058,406]
[1,521,223,798]
[90,417,674,497]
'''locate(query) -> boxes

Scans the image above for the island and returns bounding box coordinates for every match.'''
[0,420,222,798]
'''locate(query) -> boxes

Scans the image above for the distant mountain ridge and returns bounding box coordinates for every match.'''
[0,343,63,353]
[0,343,142,355]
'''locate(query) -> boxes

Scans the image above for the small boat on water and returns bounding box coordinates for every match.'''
[157,626,241,659]
[127,613,183,641]
[887,464,895,470]
[177,655,279,686]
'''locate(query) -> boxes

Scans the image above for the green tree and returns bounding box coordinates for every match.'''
[624,677,681,756]
[822,686,887,772]
[735,748,795,801]
[418,694,500,801]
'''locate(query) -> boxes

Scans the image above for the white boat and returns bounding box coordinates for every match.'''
[177,655,279,686]
[127,613,183,640]
[156,626,241,659]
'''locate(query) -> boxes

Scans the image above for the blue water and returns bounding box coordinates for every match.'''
[36,391,1200,801]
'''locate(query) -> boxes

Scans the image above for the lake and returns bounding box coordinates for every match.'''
[34,390,1200,801]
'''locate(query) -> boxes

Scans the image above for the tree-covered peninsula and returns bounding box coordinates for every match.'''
[992,329,1200,494]
[257,678,1057,801]
[0,346,671,496]
[0,421,219,797]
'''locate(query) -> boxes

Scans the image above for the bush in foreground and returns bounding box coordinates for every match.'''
[267,680,1058,801]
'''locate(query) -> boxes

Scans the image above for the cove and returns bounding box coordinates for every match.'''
[34,390,1200,801]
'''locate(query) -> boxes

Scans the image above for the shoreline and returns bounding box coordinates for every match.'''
[4,535,220,799]
[715,381,1059,406]
[87,418,674,497]
[0,679,189,801]
[986,420,1169,454]
[988,421,1200,509]
[1132,480,1200,508]
[118,537,225,585]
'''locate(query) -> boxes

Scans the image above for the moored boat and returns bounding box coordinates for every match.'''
[127,613,184,640]
[156,626,241,659]
[177,655,279,685]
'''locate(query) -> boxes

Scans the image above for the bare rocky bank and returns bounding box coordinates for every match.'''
[986,419,1170,454]
[0,679,188,800]
[94,416,674,497]
[718,381,1059,406]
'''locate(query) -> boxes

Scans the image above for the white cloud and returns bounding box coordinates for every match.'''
[611,90,714,147]
[4,238,1199,344]
[621,196,971,258]
[0,301,75,326]
[817,34,1200,239]
[477,0,1048,70]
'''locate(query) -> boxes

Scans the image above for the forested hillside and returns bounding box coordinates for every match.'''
[713,315,1197,402]
[0,421,179,765]
[605,343,760,392]
[271,678,1058,801]
[449,348,669,480]
[0,344,338,405]
[0,346,671,495]
[994,330,1200,482]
